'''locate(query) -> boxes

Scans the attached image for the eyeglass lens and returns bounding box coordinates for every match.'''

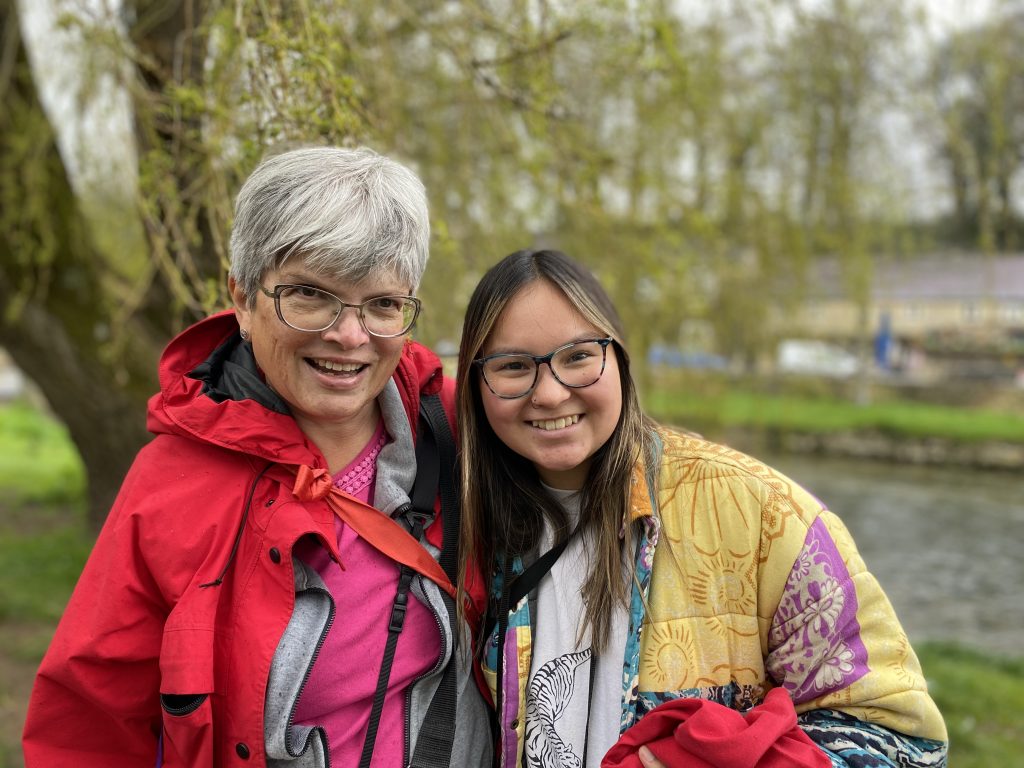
[481,340,607,398]
[276,286,416,336]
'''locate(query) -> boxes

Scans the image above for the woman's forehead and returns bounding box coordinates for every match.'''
[272,257,409,294]
[485,281,603,354]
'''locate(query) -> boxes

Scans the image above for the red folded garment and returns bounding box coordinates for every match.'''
[601,688,832,768]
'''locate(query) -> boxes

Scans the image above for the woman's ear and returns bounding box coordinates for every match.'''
[228,274,249,317]
[228,276,252,328]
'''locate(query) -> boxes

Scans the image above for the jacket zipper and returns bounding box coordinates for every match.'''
[285,583,335,767]
[159,693,207,717]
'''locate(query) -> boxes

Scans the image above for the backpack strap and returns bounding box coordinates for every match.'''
[360,390,461,768]
[359,516,426,768]
[408,391,460,768]
[419,391,459,583]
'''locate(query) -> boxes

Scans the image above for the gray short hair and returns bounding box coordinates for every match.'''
[229,146,430,305]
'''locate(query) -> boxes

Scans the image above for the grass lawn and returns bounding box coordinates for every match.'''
[645,381,1024,443]
[917,644,1024,767]
[0,401,91,768]
[2,399,1023,766]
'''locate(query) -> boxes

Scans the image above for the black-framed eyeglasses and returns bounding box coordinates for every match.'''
[260,284,421,337]
[474,338,613,399]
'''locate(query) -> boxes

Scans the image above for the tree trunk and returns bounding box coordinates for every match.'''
[0,0,154,531]
[0,307,153,529]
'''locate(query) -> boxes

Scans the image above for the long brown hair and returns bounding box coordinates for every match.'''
[457,249,655,650]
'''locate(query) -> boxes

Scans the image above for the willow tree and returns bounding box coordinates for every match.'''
[1,0,154,527]
[314,1,720,375]
[2,0,375,529]
[767,0,914,397]
[2,0,650,527]
[3,0,939,529]
[930,6,1024,251]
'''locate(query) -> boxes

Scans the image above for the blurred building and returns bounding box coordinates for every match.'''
[780,253,1024,382]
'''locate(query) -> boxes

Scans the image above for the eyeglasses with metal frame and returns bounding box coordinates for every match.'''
[474,337,614,399]
[259,284,421,338]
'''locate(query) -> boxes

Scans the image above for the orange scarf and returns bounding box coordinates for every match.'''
[292,465,456,598]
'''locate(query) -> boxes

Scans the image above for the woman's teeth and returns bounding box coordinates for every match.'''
[312,359,363,373]
[530,415,580,431]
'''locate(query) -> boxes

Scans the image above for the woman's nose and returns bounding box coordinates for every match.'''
[321,306,370,347]
[529,363,571,406]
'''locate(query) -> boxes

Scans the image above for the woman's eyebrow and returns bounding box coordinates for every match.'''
[276,273,408,296]
[483,336,603,356]
[482,346,533,357]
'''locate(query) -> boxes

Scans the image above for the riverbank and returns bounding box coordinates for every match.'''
[645,374,1024,469]
[699,424,1024,471]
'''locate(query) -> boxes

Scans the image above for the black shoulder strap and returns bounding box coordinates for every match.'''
[508,537,570,608]
[418,391,459,583]
[408,391,461,768]
[410,411,440,520]
[359,524,423,768]
[491,534,570,755]
[362,391,462,768]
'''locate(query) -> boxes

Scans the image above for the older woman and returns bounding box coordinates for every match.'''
[23,147,491,767]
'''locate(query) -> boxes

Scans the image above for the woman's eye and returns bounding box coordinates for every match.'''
[369,297,398,311]
[289,285,322,299]
[493,359,530,374]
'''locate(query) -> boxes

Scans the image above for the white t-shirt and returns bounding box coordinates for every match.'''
[523,488,629,768]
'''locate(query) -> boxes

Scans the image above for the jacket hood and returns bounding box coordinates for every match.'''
[147,309,445,468]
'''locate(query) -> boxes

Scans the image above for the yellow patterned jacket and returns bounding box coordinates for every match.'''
[483,427,947,767]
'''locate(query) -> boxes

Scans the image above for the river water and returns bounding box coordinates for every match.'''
[756,452,1023,657]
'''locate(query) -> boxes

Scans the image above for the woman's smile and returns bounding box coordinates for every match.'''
[308,357,368,375]
[528,414,583,431]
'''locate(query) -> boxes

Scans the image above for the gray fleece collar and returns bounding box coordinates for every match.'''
[373,378,417,516]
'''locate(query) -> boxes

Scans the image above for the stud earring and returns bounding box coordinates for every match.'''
[240,328,250,341]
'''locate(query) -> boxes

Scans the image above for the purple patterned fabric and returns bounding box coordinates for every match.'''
[768,517,869,703]
[332,419,387,497]
[501,627,524,767]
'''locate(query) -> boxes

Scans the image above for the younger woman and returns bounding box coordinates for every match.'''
[456,249,946,768]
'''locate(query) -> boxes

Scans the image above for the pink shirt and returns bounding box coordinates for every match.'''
[293,421,440,766]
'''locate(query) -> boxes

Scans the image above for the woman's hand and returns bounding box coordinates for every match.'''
[638,745,666,768]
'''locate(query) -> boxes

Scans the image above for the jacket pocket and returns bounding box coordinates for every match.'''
[159,691,214,768]
[161,693,208,716]
[160,624,217,768]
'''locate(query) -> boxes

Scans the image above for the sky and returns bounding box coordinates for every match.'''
[925,0,997,31]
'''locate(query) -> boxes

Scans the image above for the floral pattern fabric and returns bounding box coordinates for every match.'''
[768,517,869,703]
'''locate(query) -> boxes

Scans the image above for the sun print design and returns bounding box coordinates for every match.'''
[686,550,757,616]
[642,623,696,689]
[886,635,920,689]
